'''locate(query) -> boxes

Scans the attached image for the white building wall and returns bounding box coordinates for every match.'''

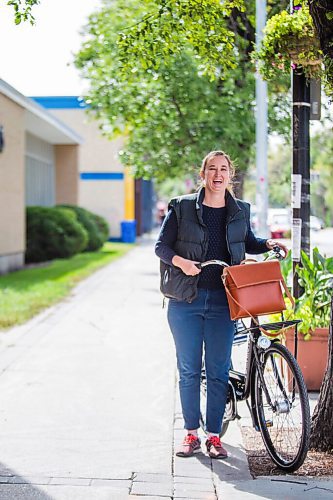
[50,109,125,238]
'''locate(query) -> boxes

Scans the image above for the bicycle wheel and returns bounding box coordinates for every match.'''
[199,371,231,438]
[254,342,310,472]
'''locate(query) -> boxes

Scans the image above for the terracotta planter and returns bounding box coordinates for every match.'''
[285,327,329,391]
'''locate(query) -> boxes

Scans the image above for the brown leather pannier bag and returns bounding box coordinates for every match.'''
[222,260,293,321]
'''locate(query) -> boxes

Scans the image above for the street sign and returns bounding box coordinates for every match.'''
[292,218,302,262]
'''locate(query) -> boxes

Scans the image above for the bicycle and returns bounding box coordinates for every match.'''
[199,248,311,472]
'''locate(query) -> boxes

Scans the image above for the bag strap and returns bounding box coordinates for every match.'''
[222,269,295,338]
[280,278,295,308]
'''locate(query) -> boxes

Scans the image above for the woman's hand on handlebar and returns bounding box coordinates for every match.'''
[172,255,202,276]
[266,239,288,258]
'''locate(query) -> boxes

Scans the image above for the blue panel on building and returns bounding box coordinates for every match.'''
[31,96,89,109]
[80,172,124,180]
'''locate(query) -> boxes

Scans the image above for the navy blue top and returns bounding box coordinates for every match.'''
[198,205,230,289]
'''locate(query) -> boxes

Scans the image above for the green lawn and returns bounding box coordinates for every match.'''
[0,242,133,330]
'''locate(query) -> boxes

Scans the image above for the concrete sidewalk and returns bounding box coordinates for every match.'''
[0,234,332,499]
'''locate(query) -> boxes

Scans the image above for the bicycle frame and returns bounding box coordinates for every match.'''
[228,320,267,430]
[228,317,301,430]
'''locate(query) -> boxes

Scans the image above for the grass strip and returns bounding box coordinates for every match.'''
[0,242,133,330]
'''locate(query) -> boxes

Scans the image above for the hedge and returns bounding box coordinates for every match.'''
[26,207,88,263]
[58,205,110,251]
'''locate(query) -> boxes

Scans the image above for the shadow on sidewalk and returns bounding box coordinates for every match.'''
[0,462,52,499]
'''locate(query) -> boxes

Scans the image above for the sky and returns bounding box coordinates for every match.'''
[0,0,101,97]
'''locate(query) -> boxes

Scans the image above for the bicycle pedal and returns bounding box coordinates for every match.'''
[265,420,273,427]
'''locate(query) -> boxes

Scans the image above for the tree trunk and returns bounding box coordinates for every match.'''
[233,169,245,199]
[309,1,333,59]
[310,294,333,451]
[309,1,333,87]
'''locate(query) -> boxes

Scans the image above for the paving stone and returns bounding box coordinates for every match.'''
[131,481,173,497]
[174,457,212,472]
[0,476,11,484]
[49,477,91,486]
[174,455,211,464]
[174,467,213,479]
[174,476,213,486]
[133,472,172,484]
[174,493,216,500]
[130,496,172,500]
[90,478,131,489]
[173,480,215,493]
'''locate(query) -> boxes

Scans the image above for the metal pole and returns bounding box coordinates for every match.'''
[291,2,311,298]
[256,0,269,237]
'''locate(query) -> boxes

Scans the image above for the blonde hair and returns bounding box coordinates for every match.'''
[200,150,235,192]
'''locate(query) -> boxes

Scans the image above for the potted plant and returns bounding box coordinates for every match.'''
[254,2,333,97]
[282,248,333,390]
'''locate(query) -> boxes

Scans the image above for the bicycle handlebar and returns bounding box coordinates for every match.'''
[196,259,230,269]
[196,246,284,269]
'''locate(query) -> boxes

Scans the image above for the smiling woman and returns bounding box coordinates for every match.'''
[199,151,235,205]
[155,150,288,460]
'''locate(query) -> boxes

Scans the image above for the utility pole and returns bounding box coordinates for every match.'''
[256,0,269,237]
[291,1,311,298]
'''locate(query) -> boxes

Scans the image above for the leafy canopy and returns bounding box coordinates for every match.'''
[116,0,245,80]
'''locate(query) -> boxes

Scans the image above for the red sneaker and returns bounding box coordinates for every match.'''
[206,435,228,459]
[176,434,201,457]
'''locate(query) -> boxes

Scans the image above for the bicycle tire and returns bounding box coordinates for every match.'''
[254,342,310,472]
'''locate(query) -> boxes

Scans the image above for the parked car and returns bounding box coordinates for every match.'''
[268,208,291,239]
[310,215,324,231]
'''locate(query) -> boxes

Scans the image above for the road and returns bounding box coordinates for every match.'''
[311,227,333,257]
[282,227,333,258]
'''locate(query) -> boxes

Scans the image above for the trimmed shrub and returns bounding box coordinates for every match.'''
[91,213,109,242]
[26,206,88,263]
[58,205,110,251]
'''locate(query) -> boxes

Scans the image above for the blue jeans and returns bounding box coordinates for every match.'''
[168,288,234,434]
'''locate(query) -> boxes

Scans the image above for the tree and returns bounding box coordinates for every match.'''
[309,0,333,90]
[310,295,333,451]
[75,0,290,194]
[6,0,39,24]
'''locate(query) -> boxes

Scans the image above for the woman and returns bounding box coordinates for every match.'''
[155,151,288,459]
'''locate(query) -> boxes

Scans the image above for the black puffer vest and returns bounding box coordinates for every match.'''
[160,187,251,302]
